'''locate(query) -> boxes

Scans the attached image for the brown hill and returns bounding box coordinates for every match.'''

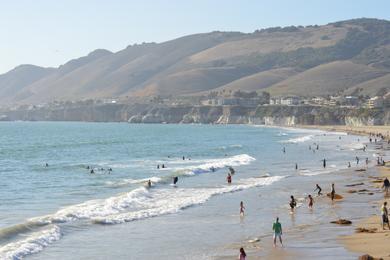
[264,61,389,96]
[1,18,390,105]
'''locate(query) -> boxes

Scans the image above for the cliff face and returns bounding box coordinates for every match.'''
[2,103,389,126]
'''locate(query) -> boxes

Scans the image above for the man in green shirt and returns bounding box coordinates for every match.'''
[272,217,283,247]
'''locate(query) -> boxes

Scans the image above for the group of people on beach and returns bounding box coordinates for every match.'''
[238,134,390,259]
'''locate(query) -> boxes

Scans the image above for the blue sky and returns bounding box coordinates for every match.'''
[1,0,389,74]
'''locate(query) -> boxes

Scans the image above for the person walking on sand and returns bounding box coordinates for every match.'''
[308,194,314,209]
[330,183,336,201]
[289,195,297,211]
[240,201,245,216]
[381,202,390,230]
[273,217,283,247]
[227,173,232,184]
[238,247,246,260]
[382,177,390,194]
[314,184,322,196]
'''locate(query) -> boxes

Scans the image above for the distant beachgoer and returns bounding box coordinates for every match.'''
[339,136,341,140]
[173,176,178,185]
[295,163,298,170]
[157,164,160,169]
[239,247,246,260]
[227,173,232,184]
[162,164,166,168]
[45,163,49,167]
[229,166,235,175]
[147,179,152,188]
[363,146,366,152]
[182,156,185,160]
[308,194,313,208]
[86,166,90,170]
[283,147,286,154]
[314,184,322,196]
[348,162,351,168]
[289,195,297,211]
[309,145,311,150]
[365,157,369,166]
[382,177,390,194]
[356,156,359,165]
[316,144,319,150]
[272,217,283,247]
[323,159,326,168]
[330,183,335,201]
[90,169,94,174]
[381,202,390,230]
[240,201,245,216]
[211,166,216,172]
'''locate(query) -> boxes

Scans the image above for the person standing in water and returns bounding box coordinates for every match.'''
[308,194,313,209]
[295,163,298,170]
[272,217,283,247]
[147,180,152,188]
[227,173,232,184]
[283,147,286,154]
[173,176,179,185]
[240,201,245,216]
[356,156,360,165]
[289,195,297,211]
[239,248,246,260]
[330,183,336,201]
[348,162,351,168]
[382,177,390,194]
[323,159,326,168]
[314,184,322,196]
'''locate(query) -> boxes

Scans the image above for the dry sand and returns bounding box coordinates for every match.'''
[341,165,390,260]
[297,125,390,140]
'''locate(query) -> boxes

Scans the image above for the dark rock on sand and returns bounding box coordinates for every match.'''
[345,183,364,187]
[358,254,383,260]
[330,219,352,225]
[355,227,377,233]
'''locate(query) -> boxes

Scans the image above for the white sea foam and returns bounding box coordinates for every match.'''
[29,175,283,226]
[0,225,61,260]
[93,175,285,224]
[281,135,314,143]
[177,154,255,175]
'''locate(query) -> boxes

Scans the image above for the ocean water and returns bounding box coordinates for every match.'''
[0,122,371,259]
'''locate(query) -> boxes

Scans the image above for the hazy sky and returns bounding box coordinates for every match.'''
[1,0,389,74]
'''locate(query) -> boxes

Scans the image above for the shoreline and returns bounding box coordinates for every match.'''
[296,125,390,140]
[218,125,390,259]
[340,164,390,259]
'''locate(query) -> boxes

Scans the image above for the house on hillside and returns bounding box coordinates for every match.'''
[367,96,383,108]
[280,96,301,105]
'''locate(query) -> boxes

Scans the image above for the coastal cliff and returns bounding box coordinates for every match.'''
[1,103,388,126]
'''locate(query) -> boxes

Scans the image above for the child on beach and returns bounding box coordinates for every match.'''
[227,173,232,184]
[308,194,313,208]
[272,217,283,247]
[240,201,245,216]
[238,247,246,260]
[289,196,297,211]
[381,202,390,230]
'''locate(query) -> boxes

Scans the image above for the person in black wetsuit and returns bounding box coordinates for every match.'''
[173,176,179,185]
[314,184,322,196]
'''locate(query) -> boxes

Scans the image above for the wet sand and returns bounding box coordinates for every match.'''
[341,165,390,260]
[217,126,390,259]
[298,125,390,140]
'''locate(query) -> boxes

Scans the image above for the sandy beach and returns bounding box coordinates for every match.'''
[298,125,390,140]
[341,165,390,260]
[218,125,390,259]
